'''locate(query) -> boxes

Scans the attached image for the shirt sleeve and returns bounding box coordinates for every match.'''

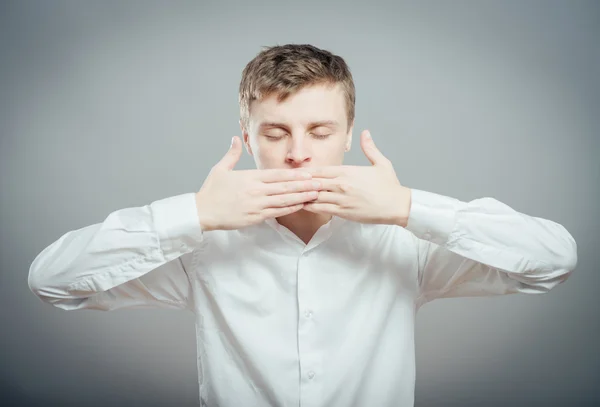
[403,189,578,307]
[28,192,206,312]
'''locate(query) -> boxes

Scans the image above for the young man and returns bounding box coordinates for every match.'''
[29,44,578,407]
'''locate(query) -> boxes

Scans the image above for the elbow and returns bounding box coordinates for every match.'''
[549,228,578,284]
[28,263,60,306]
[516,242,577,295]
[561,223,578,271]
[564,233,578,273]
[28,253,76,308]
[28,241,60,302]
[28,232,97,310]
[28,254,50,301]
[540,224,579,292]
[28,272,42,299]
[516,268,572,295]
[28,267,88,310]
[524,254,577,295]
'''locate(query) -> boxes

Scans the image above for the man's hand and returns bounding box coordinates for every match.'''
[195,136,321,232]
[303,130,412,227]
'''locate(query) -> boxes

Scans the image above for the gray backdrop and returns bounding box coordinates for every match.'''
[1,1,598,406]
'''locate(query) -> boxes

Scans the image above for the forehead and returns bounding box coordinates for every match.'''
[249,83,346,126]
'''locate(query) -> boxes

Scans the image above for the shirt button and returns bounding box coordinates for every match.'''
[304,310,313,318]
[423,232,432,240]
[307,371,315,380]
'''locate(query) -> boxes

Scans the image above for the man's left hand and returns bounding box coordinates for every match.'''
[303,130,412,227]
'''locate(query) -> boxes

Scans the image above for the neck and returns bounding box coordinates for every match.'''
[275,209,332,245]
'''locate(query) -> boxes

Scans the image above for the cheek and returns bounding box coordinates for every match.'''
[254,141,283,164]
[313,140,347,163]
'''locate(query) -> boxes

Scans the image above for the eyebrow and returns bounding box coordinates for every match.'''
[258,120,340,130]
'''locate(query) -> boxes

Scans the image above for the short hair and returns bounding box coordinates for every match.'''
[239,44,355,132]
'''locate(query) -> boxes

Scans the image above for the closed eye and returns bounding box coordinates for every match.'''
[264,134,285,141]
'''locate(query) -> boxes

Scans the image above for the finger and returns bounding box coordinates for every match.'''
[262,180,322,196]
[302,166,345,179]
[360,130,390,167]
[256,168,312,183]
[303,202,339,215]
[311,178,342,193]
[261,203,305,219]
[262,191,318,208]
[214,136,242,171]
[311,191,343,204]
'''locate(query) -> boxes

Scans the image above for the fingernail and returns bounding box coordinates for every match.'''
[365,131,372,139]
[230,137,235,148]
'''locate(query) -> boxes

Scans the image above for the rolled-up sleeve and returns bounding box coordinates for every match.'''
[28,192,206,312]
[404,189,578,306]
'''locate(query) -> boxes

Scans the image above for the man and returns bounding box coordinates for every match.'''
[28,44,578,407]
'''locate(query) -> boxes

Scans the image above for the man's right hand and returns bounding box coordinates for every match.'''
[195,136,321,232]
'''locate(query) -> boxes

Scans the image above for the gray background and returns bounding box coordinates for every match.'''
[1,0,598,406]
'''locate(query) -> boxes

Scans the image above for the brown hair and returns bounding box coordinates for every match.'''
[239,44,355,132]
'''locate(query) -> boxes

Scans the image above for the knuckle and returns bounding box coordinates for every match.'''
[246,204,260,215]
[247,188,261,196]
[293,170,306,179]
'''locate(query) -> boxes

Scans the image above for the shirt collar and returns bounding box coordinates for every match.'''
[262,216,347,253]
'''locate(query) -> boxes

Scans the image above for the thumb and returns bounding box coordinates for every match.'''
[360,130,387,166]
[215,136,242,171]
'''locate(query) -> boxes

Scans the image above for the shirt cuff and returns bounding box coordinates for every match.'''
[404,188,461,245]
[149,192,205,254]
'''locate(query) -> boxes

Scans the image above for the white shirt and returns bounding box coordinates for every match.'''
[28,188,577,407]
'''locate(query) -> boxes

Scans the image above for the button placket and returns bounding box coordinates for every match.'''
[296,250,322,403]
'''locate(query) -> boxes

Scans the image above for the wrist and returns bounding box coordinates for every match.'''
[395,187,411,228]
[150,192,205,252]
[195,192,217,232]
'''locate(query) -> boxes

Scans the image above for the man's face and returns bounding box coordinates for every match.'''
[242,83,353,170]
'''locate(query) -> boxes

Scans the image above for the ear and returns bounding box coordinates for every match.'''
[344,119,354,152]
[240,119,253,156]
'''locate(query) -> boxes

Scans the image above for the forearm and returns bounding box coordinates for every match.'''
[28,193,204,304]
[405,188,578,277]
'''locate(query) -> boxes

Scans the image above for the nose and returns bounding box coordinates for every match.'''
[285,137,311,166]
